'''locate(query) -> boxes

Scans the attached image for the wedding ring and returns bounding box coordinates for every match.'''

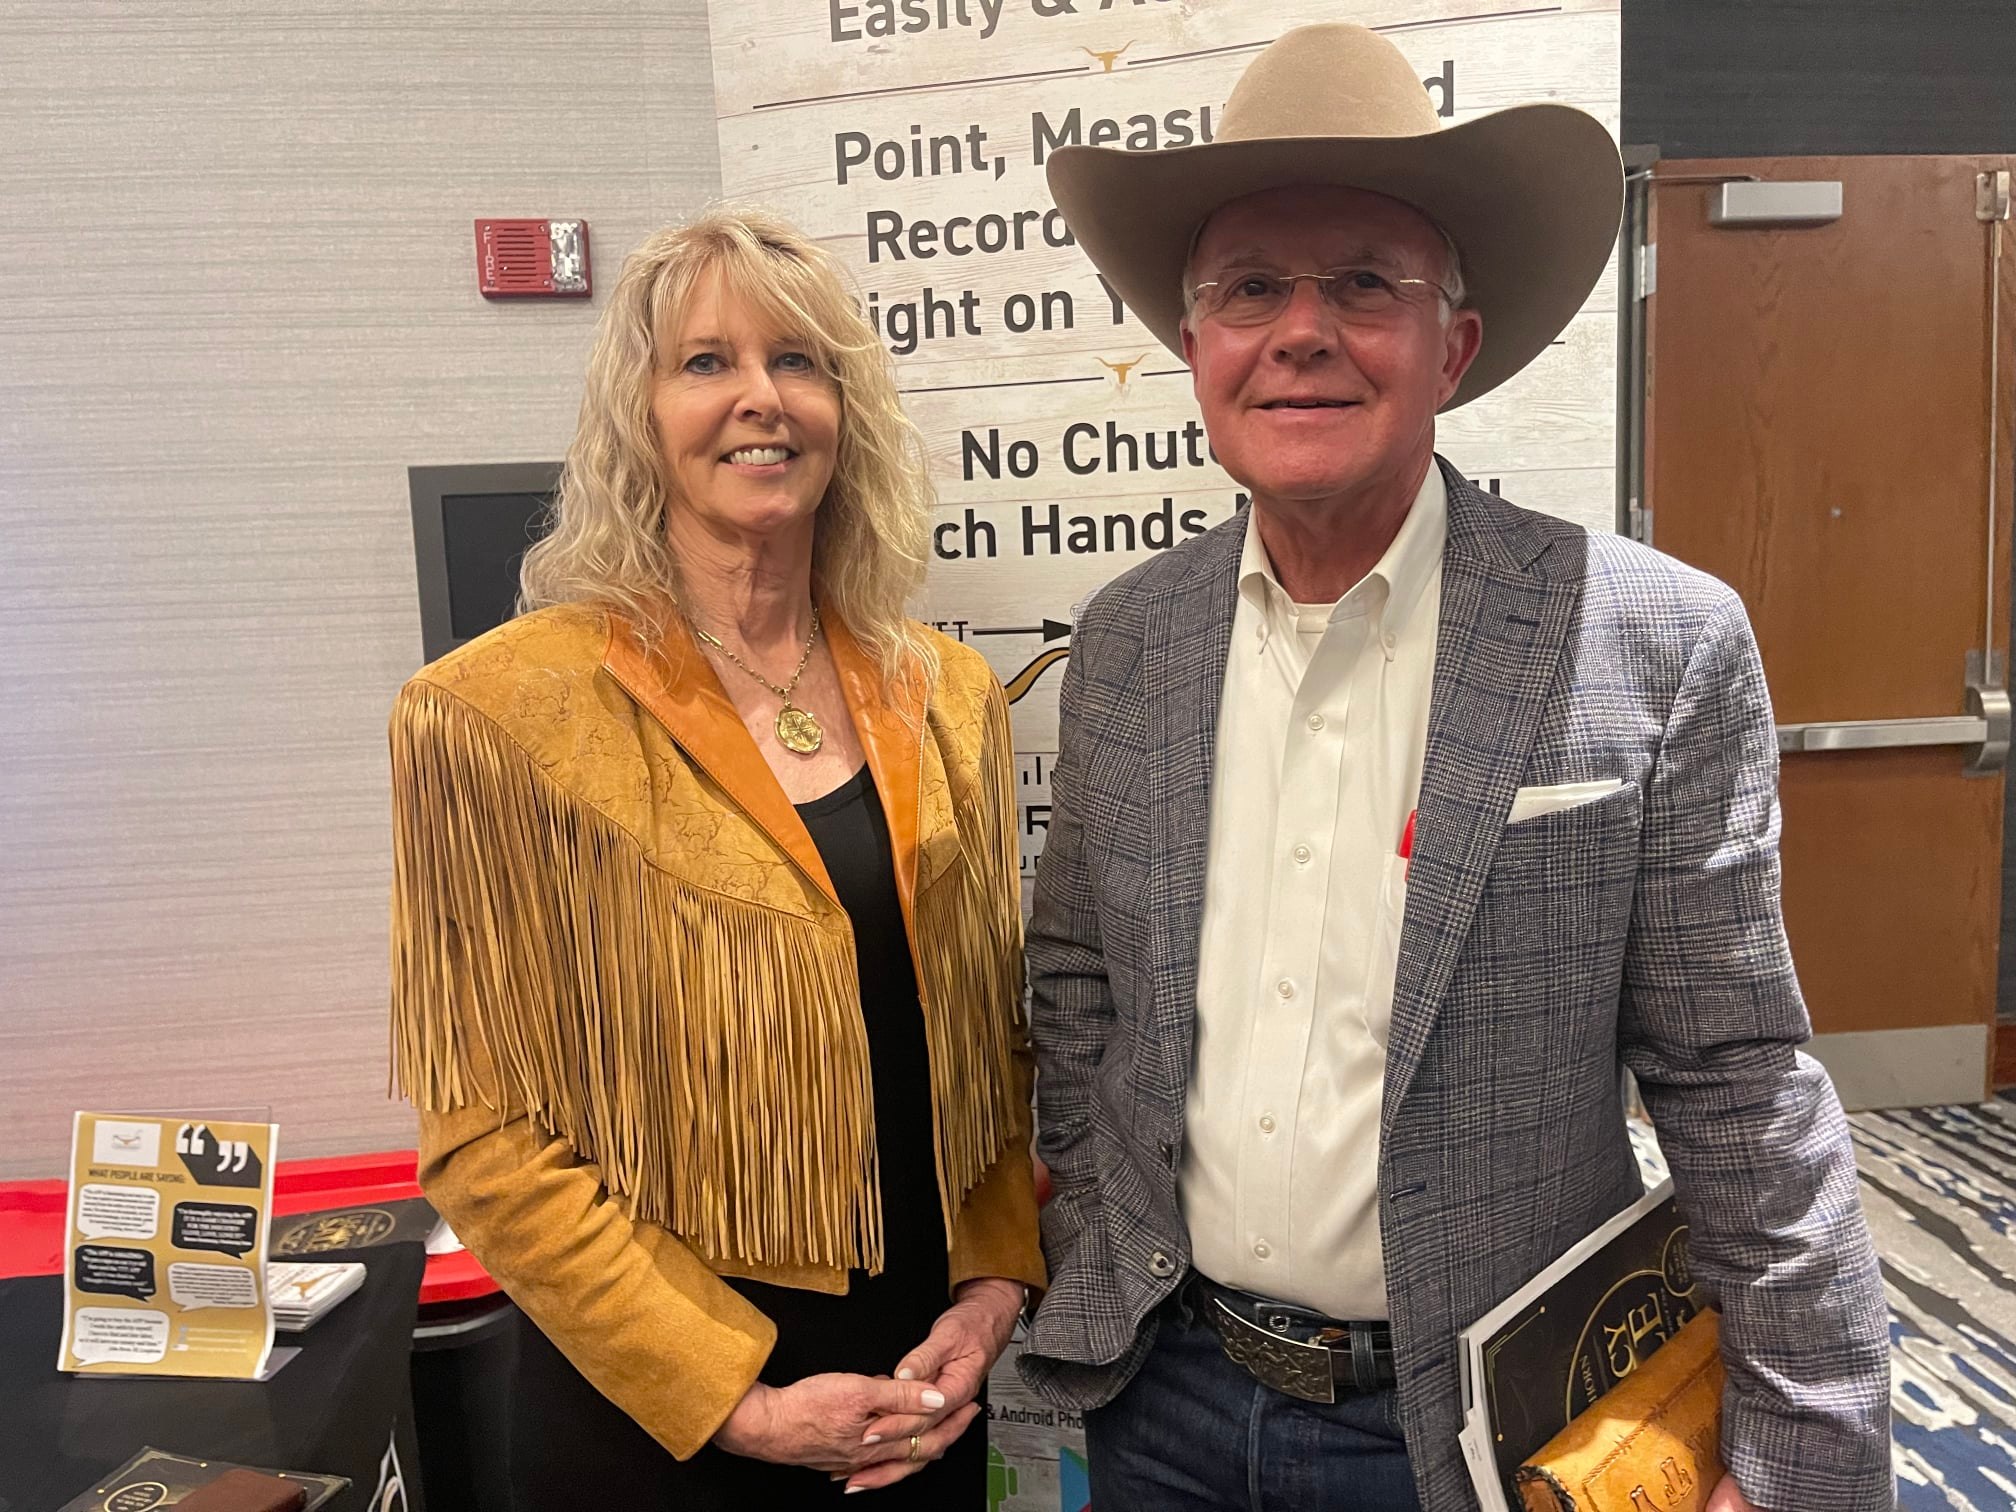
[907,1433,924,1463]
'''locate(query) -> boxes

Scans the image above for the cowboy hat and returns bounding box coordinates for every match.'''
[1044,22,1623,410]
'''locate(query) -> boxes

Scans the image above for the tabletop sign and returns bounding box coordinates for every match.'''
[59,1112,279,1379]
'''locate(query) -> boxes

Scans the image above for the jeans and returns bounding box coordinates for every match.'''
[1084,1295,1421,1512]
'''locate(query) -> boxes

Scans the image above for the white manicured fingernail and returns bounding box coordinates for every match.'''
[844,1487,866,1495]
[921,1389,945,1409]
[895,1368,916,1381]
[862,1434,881,1445]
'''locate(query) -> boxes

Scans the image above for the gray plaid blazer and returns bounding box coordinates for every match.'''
[1019,463,1893,1511]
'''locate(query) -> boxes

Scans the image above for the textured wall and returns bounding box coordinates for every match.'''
[0,2,723,1177]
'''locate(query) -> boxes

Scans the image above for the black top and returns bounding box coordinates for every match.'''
[505,763,979,1509]
[732,763,950,1381]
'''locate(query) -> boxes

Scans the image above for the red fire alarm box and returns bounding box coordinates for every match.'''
[475,218,591,298]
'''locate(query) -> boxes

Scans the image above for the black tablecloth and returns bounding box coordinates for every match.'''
[0,1242,427,1512]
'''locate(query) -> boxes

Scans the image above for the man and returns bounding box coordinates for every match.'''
[1019,22,1892,1512]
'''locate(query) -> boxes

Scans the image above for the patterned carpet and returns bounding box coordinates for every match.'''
[1634,1094,2016,1511]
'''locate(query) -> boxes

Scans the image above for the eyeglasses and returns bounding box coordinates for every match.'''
[1187,266,1456,326]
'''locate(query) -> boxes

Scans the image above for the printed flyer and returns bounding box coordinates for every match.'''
[59,1112,278,1379]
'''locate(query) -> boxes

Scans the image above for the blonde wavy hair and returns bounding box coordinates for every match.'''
[519,206,938,696]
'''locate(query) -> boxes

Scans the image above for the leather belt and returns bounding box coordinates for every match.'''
[1182,1274,1396,1405]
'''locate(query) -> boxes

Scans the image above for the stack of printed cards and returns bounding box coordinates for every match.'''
[266,1261,366,1333]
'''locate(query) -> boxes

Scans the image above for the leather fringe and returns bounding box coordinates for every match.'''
[389,681,883,1273]
[389,677,1024,1274]
[913,682,1027,1241]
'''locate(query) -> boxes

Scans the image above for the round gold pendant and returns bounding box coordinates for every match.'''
[776,704,824,755]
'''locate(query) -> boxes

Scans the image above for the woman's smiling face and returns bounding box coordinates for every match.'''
[652,271,841,545]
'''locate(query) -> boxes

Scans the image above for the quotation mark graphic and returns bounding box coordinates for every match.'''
[175,1123,249,1172]
[174,1124,263,1188]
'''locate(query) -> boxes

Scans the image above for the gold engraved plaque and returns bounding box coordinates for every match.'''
[271,1207,397,1255]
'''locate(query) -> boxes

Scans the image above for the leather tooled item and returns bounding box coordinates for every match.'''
[173,1467,309,1512]
[1514,1308,1726,1512]
[1203,1295,1339,1403]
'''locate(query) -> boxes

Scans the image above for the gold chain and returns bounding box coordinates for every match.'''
[690,607,827,754]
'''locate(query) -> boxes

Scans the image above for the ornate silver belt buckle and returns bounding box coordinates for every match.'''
[1206,1296,1336,1404]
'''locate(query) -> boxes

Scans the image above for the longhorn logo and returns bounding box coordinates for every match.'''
[1098,352,1151,387]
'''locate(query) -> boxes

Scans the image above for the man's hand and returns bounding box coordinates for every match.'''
[842,1277,1024,1492]
[894,1277,1023,1404]
[1705,1472,1763,1512]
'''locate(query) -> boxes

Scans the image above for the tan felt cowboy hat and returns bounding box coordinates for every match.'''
[1045,22,1624,410]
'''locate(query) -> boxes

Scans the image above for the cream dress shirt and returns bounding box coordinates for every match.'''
[1177,463,1446,1321]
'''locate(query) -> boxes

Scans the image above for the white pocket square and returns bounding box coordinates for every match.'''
[1506,778,1627,825]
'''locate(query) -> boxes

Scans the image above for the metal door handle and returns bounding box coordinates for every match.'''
[1777,686,2011,774]
[1777,716,1983,752]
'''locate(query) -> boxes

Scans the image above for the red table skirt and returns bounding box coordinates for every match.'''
[0,1148,498,1305]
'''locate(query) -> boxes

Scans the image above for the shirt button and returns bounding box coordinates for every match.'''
[1292,844,1312,866]
[1306,713,1326,732]
[1383,632,1397,653]
[1148,1250,1176,1278]
[1253,1240,1272,1260]
[1276,979,1295,1000]
[1258,1114,1276,1134]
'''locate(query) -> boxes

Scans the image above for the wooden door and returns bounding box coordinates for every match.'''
[1639,154,2013,1109]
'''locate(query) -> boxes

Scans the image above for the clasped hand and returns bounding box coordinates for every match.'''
[712,1276,1024,1493]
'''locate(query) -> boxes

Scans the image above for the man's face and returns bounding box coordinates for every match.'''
[1180,186,1483,513]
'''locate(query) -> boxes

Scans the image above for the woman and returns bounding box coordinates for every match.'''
[388,208,1043,1505]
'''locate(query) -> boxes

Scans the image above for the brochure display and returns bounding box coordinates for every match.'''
[58,1112,278,1380]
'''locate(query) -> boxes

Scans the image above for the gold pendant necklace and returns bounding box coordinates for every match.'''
[691,607,825,755]
[774,704,824,755]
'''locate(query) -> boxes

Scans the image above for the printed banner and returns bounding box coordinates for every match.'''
[986,1331,1091,1510]
[60,1112,278,1379]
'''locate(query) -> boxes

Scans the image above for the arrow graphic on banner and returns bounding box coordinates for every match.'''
[973,619,1072,641]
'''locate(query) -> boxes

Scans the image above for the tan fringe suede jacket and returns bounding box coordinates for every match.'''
[388,604,1045,1460]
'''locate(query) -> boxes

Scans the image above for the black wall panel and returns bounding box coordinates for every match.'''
[1623,0,2016,159]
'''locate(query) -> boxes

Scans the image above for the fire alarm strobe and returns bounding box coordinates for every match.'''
[476,218,590,298]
